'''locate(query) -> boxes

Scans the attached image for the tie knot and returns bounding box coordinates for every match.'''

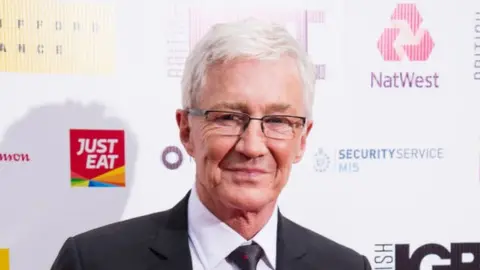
[227,242,264,270]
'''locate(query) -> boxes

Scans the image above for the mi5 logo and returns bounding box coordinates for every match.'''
[0,249,9,270]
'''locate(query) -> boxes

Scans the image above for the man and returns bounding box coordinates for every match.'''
[51,18,372,270]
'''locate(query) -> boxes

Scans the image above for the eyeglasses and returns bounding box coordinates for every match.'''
[187,108,306,140]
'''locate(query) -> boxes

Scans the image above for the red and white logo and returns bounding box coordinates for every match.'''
[69,129,126,187]
[377,3,434,61]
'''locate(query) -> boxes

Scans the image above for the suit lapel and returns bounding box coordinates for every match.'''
[148,192,193,270]
[276,211,310,270]
[146,194,312,270]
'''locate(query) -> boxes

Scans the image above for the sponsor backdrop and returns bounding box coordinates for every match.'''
[0,0,479,269]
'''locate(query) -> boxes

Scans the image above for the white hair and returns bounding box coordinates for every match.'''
[181,17,316,119]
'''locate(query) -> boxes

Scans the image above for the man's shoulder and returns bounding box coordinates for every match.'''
[72,209,169,248]
[283,217,369,268]
[51,210,173,269]
[287,217,360,255]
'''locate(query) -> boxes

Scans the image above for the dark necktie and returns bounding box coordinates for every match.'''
[227,242,264,270]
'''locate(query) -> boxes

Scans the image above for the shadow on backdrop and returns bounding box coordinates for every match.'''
[0,101,138,270]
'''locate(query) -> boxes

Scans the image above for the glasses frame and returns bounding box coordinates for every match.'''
[186,108,307,139]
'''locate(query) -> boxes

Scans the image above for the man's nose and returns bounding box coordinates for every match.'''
[235,119,268,158]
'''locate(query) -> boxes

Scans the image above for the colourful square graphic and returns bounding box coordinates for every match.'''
[0,249,9,270]
[69,129,126,187]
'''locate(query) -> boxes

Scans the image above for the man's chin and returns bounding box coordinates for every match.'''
[224,188,275,212]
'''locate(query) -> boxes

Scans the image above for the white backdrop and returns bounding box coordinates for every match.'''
[0,0,479,269]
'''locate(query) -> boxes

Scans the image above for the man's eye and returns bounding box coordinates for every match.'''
[217,114,239,120]
[212,113,245,123]
[265,117,290,125]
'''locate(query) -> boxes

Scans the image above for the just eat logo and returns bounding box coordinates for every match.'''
[69,129,126,187]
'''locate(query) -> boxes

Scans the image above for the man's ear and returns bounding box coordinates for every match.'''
[293,120,313,163]
[176,109,194,157]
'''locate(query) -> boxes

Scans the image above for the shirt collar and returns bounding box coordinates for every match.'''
[187,185,278,269]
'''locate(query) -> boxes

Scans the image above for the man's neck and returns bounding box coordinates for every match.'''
[195,181,277,240]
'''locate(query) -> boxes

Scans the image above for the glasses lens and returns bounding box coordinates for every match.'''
[206,111,247,135]
[263,116,300,139]
[204,111,303,139]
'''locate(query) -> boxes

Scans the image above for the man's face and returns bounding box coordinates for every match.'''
[177,56,313,212]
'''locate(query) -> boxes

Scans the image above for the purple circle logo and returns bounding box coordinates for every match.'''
[161,146,184,170]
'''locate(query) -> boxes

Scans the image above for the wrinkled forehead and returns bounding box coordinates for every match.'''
[206,55,300,77]
[203,56,302,92]
[198,57,305,115]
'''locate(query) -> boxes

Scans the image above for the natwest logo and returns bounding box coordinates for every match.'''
[69,129,126,187]
[372,3,439,89]
[377,3,434,62]
[371,72,439,88]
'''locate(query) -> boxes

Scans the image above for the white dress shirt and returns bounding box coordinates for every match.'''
[187,185,278,270]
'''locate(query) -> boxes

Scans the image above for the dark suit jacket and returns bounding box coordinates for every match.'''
[51,192,371,270]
